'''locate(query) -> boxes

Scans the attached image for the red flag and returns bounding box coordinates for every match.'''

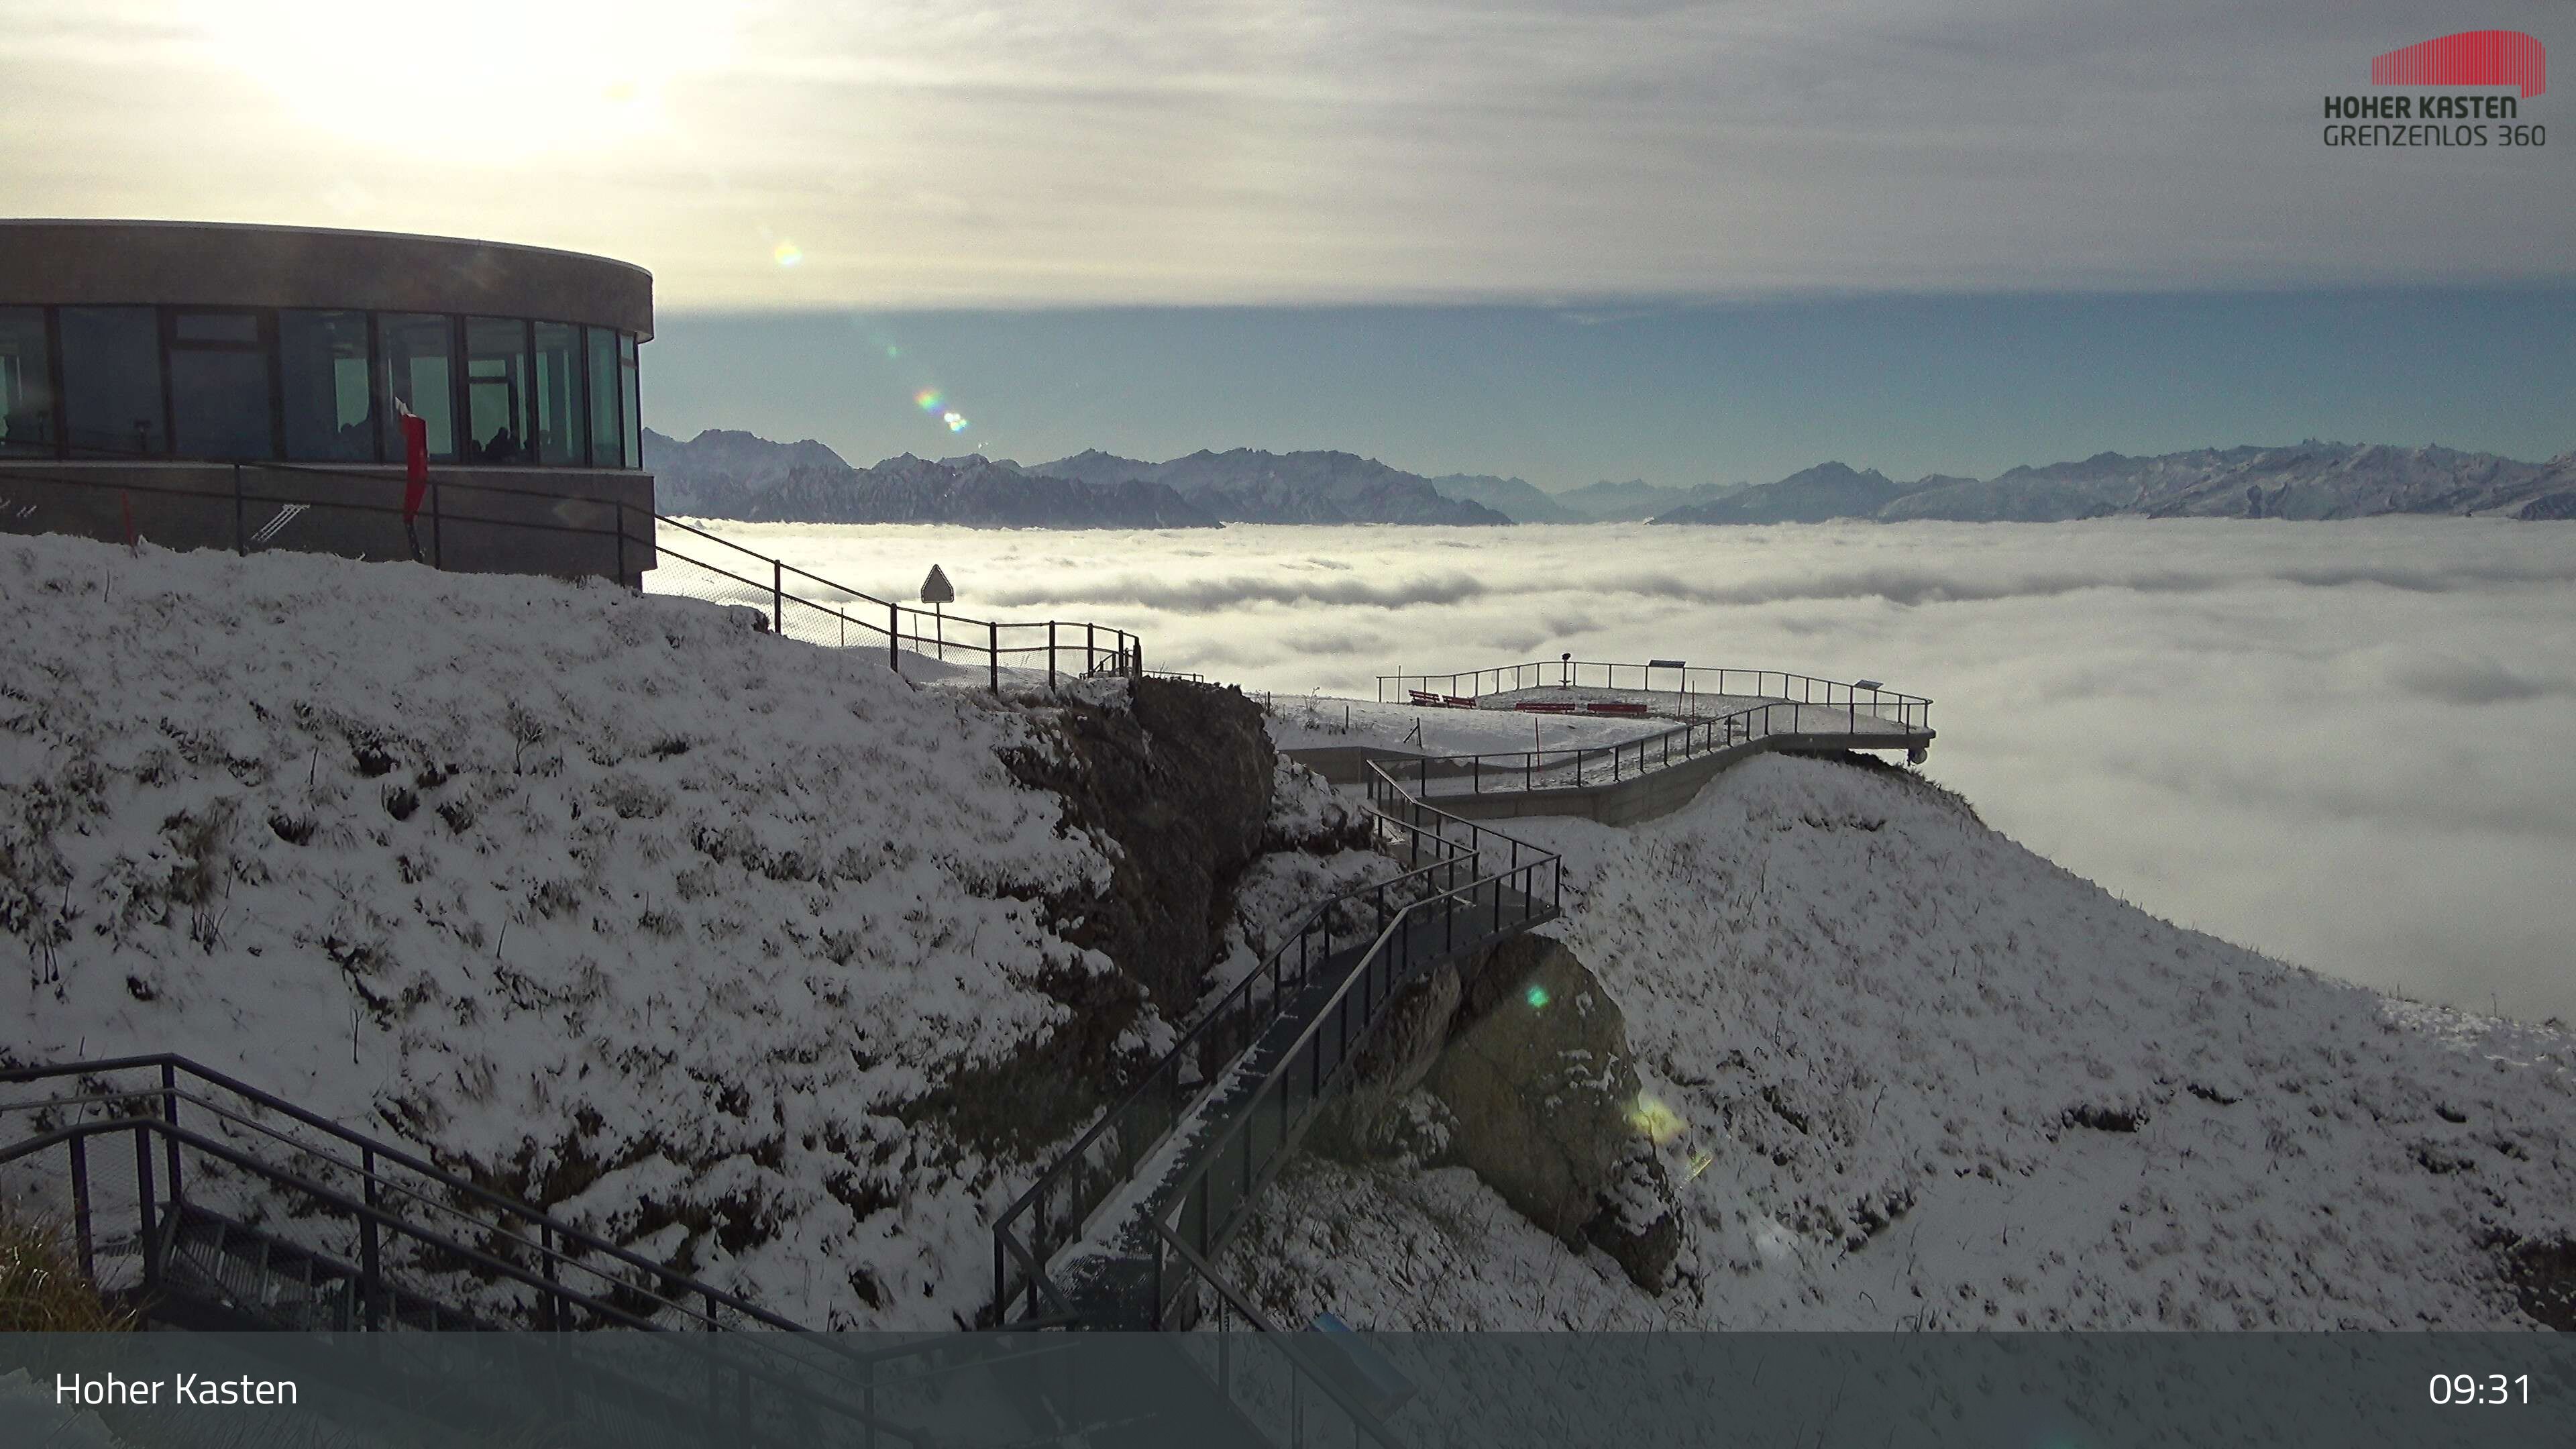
[400,410,429,524]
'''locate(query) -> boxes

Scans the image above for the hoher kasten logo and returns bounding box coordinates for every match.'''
[2323,30,2548,148]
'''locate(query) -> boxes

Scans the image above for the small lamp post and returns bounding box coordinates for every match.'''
[1560,651,1572,688]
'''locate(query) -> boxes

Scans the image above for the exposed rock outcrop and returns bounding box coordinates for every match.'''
[1002,679,1277,1018]
[1429,934,1680,1291]
[1308,930,1683,1293]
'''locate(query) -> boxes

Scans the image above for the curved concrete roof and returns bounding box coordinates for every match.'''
[0,220,653,339]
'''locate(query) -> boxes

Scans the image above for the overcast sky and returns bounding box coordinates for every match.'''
[4,1,2569,480]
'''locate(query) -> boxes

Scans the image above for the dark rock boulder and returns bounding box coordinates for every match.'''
[1426,934,1682,1291]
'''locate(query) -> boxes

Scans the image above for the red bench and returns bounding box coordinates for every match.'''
[1444,694,1477,709]
[1582,701,1650,715]
[1513,701,1580,714]
[1408,690,1442,706]
[1408,690,1479,708]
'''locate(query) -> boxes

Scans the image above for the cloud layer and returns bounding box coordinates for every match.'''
[662,515,2576,1022]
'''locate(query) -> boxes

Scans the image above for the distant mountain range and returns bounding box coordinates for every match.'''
[1034,448,1507,525]
[1652,462,1907,525]
[644,430,1218,529]
[1540,478,1749,522]
[646,428,2576,528]
[1650,441,2576,525]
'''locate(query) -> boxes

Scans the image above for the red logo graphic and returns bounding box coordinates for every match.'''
[2371,30,2547,99]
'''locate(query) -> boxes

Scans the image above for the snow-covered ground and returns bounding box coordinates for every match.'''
[1226,754,2576,1330]
[1263,694,1669,756]
[0,533,1134,1328]
[9,529,2571,1344]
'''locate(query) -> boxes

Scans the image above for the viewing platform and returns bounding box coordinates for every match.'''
[1283,658,1936,826]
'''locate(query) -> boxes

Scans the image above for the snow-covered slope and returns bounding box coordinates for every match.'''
[0,533,1137,1328]
[1227,754,2576,1330]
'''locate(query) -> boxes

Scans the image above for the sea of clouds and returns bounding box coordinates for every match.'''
[656,517,2576,1024]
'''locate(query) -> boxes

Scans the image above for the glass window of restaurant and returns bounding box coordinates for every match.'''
[57,306,166,457]
[465,316,531,464]
[378,313,456,462]
[619,332,640,470]
[584,325,621,467]
[534,321,585,466]
[0,308,53,456]
[166,309,275,460]
[280,310,376,462]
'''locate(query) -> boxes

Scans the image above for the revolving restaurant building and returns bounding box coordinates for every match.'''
[0,220,655,584]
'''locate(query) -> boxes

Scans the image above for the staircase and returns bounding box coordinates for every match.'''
[0,1055,1281,1448]
[991,763,1560,1340]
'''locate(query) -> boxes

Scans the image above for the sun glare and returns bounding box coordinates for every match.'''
[199,0,741,155]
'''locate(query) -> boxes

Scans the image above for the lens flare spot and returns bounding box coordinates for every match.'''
[1524,985,1550,1009]
[1627,1093,1686,1146]
[771,240,803,268]
[886,345,901,359]
[943,411,970,433]
[914,389,943,412]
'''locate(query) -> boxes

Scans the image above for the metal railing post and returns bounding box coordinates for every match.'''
[989,621,1000,692]
[889,601,900,673]
[539,1222,557,1332]
[157,1061,186,1212]
[68,1134,94,1283]
[362,1146,384,1329]
[134,1126,158,1297]
[1049,621,1058,688]
[771,559,784,635]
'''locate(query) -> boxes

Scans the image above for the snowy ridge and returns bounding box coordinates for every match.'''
[1226,755,2576,1330]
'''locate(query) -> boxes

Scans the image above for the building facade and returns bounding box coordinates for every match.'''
[0,220,655,584]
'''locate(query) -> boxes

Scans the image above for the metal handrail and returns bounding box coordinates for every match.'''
[1378,659,1933,730]
[991,759,1560,1331]
[0,1083,735,1328]
[0,451,1152,692]
[987,807,1485,1322]
[1145,761,1556,1327]
[0,1055,810,1334]
[1150,1221,1405,1448]
[1379,693,1932,799]
[0,1121,954,1444]
[651,513,1145,688]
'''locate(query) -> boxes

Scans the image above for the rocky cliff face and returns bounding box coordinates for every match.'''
[998,679,1279,1030]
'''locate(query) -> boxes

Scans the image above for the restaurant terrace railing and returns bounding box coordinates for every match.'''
[1377,659,1932,733]
[650,516,1145,690]
[0,453,652,582]
[0,453,1148,692]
